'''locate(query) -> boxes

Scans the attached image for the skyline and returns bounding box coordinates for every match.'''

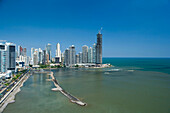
[0,0,170,57]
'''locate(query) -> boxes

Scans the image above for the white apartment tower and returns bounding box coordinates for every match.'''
[55,43,61,63]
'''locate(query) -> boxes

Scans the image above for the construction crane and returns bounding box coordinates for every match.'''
[98,27,103,34]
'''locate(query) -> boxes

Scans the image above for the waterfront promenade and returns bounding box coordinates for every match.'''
[0,70,30,112]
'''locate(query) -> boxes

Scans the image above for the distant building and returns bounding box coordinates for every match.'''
[76,54,79,64]
[79,52,83,64]
[31,48,35,65]
[61,53,64,65]
[18,45,23,57]
[46,43,51,61]
[52,57,55,63]
[23,48,27,56]
[64,48,70,66]
[42,50,47,65]
[69,45,76,66]
[46,53,49,64]
[82,45,88,63]
[55,57,60,63]
[92,43,96,63]
[88,47,93,63]
[38,48,43,64]
[33,49,38,65]
[55,43,61,63]
[96,32,102,64]
[31,48,35,59]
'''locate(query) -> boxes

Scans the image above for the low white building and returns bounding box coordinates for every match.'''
[0,70,12,79]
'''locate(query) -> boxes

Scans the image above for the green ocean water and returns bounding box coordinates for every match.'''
[3,58,170,113]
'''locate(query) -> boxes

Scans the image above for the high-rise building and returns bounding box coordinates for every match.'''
[82,45,88,63]
[55,43,61,63]
[88,47,93,63]
[6,42,16,72]
[33,49,38,65]
[23,48,27,56]
[76,54,79,64]
[92,43,96,63]
[46,53,49,64]
[42,50,47,65]
[24,56,30,66]
[15,50,18,58]
[18,46,23,57]
[31,48,35,59]
[64,48,70,66]
[96,32,102,64]
[0,42,7,73]
[79,52,83,64]
[0,42,16,73]
[38,48,43,64]
[61,53,64,65]
[46,43,51,61]
[31,48,35,65]
[69,45,76,66]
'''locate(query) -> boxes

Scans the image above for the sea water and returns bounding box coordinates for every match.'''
[3,58,170,113]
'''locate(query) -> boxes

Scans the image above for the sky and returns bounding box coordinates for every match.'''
[0,0,170,57]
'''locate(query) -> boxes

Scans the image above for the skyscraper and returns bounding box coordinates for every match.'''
[79,52,83,64]
[61,53,64,65]
[92,43,96,63]
[33,49,38,65]
[69,45,76,66]
[38,48,43,64]
[46,43,51,61]
[6,42,16,72]
[55,43,61,63]
[31,48,35,65]
[88,47,93,63]
[0,42,7,73]
[64,48,70,66]
[31,48,35,59]
[96,32,102,64]
[46,53,49,64]
[76,54,79,64]
[18,45,23,57]
[82,45,88,63]
[42,50,47,65]
[23,48,27,56]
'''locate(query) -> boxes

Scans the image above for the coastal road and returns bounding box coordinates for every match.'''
[0,71,28,100]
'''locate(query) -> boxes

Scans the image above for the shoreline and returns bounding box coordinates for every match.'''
[36,65,113,70]
[0,71,30,113]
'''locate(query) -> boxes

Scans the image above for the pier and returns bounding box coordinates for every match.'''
[49,72,87,106]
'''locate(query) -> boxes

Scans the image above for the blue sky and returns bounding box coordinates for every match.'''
[0,0,170,57]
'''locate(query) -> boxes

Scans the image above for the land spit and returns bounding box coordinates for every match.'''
[49,72,87,106]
